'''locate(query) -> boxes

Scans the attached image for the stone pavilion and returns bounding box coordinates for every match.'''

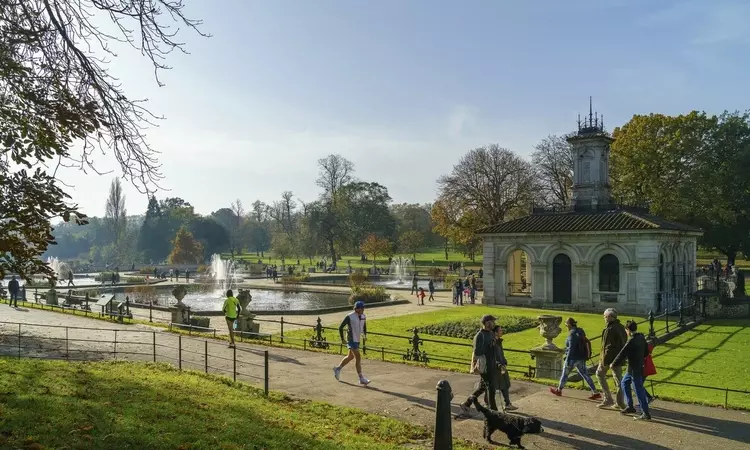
[477,103,703,314]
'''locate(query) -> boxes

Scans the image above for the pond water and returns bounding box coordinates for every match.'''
[2,275,99,287]
[114,288,351,312]
[308,276,448,290]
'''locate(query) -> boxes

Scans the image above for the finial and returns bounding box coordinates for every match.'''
[589,96,593,125]
[601,114,604,130]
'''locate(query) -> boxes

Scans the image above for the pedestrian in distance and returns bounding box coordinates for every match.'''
[333,301,370,385]
[550,318,602,400]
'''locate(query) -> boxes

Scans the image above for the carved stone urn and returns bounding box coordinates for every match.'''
[537,315,563,350]
[235,289,260,334]
[171,284,187,307]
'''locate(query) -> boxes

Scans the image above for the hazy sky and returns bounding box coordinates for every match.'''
[56,0,750,217]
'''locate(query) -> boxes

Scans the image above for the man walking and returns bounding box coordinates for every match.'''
[612,320,651,420]
[427,278,435,302]
[597,308,628,409]
[333,301,370,385]
[550,318,602,400]
[222,289,241,348]
[8,276,20,308]
[458,314,498,417]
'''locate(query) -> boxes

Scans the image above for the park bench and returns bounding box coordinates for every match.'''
[95,295,132,322]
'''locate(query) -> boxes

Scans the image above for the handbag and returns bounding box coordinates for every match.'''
[475,354,488,374]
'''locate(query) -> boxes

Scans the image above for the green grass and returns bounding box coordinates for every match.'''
[224,248,483,272]
[648,319,750,409]
[285,305,644,376]
[0,359,481,450]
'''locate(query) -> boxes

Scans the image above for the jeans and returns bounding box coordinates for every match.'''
[465,372,498,411]
[10,292,18,307]
[558,360,597,392]
[596,363,624,406]
[621,372,650,415]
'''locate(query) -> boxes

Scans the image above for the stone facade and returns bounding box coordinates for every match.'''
[481,231,700,315]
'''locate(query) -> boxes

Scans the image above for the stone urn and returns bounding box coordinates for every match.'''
[171,284,187,307]
[537,315,563,350]
[235,289,260,335]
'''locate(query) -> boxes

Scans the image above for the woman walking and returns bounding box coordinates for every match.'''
[492,325,518,411]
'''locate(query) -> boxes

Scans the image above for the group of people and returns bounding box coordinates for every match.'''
[410,274,480,306]
[455,308,656,421]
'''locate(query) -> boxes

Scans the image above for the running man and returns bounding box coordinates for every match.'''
[222,289,241,348]
[333,301,370,385]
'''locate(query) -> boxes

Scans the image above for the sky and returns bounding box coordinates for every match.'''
[55,0,750,218]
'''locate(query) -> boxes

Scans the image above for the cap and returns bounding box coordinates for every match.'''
[354,301,365,309]
[481,314,497,324]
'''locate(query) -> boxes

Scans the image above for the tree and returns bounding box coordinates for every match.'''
[334,182,397,255]
[168,227,203,264]
[391,203,441,247]
[104,178,127,242]
[317,154,354,200]
[138,196,169,263]
[431,200,483,261]
[360,234,391,267]
[531,135,573,207]
[316,154,355,262]
[398,230,425,267]
[611,111,750,263]
[189,217,230,260]
[0,0,205,280]
[437,144,535,226]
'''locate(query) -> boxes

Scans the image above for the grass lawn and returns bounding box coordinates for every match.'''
[225,248,483,272]
[284,305,644,378]
[648,319,750,409]
[0,359,481,450]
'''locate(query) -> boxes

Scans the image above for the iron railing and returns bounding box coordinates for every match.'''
[0,321,269,396]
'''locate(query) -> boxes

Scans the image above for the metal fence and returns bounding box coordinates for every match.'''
[0,321,269,395]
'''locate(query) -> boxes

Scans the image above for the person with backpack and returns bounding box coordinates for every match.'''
[549,317,602,400]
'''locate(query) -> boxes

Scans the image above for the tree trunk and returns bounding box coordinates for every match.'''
[328,238,336,266]
[727,250,737,266]
[444,239,449,260]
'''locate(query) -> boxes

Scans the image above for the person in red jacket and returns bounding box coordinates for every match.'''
[643,338,656,404]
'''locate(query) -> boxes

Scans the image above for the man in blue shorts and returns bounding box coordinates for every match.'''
[333,301,370,385]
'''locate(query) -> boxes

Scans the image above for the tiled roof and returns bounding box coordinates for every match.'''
[477,211,702,234]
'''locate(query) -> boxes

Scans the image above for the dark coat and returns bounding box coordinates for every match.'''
[7,279,19,294]
[600,319,628,366]
[612,332,648,375]
[564,327,588,362]
[496,338,511,390]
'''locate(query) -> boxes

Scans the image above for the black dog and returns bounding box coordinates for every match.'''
[472,398,543,448]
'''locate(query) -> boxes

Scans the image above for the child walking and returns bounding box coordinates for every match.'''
[417,287,426,306]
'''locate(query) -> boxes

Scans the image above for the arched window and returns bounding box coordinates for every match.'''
[599,254,620,292]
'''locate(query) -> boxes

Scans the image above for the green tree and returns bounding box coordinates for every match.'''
[398,230,425,268]
[168,227,203,265]
[611,111,750,263]
[0,1,204,280]
[189,217,230,260]
[334,182,397,255]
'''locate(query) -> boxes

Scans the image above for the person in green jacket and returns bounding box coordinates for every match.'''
[222,289,241,348]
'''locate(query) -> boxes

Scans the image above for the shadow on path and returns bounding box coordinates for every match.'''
[534,418,673,450]
[648,406,750,444]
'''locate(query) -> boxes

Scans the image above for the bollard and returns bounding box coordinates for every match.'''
[433,380,453,450]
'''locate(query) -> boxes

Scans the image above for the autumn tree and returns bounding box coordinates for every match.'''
[360,234,391,267]
[531,135,573,207]
[168,227,204,264]
[431,200,483,261]
[0,0,205,280]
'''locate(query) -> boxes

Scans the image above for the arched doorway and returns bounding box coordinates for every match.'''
[507,250,531,296]
[552,253,572,304]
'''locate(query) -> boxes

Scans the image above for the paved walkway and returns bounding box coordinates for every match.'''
[1,304,749,449]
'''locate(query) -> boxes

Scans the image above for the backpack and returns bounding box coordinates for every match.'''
[577,329,592,360]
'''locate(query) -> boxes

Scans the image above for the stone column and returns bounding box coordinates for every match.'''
[494,263,507,304]
[529,315,564,379]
